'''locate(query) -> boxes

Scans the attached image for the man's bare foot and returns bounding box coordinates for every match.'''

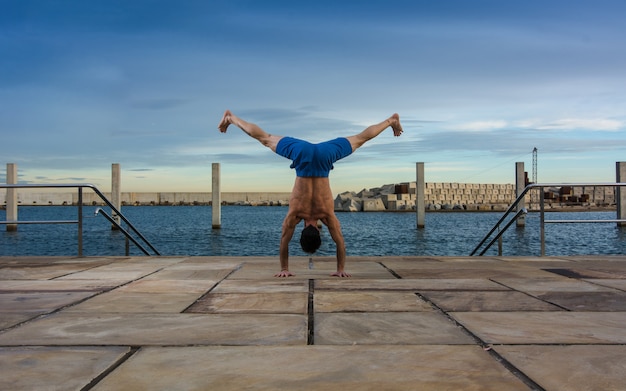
[218,110,233,133]
[390,113,403,137]
[331,271,351,278]
[274,270,295,277]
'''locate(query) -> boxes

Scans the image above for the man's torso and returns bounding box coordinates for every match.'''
[288,177,334,221]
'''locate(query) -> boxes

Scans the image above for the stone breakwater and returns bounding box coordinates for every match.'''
[1,182,616,212]
[334,182,616,212]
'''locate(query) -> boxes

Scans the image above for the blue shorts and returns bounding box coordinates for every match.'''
[276,137,353,177]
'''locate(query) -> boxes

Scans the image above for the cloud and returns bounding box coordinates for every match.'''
[453,120,509,132]
[448,117,625,133]
[529,118,624,131]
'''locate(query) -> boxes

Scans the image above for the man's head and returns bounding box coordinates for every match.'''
[300,224,321,254]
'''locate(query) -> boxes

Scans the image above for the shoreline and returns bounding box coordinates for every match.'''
[4,203,616,213]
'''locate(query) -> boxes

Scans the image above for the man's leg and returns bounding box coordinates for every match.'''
[346,113,403,152]
[218,110,282,152]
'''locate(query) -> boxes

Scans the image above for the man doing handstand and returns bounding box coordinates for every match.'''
[218,110,403,277]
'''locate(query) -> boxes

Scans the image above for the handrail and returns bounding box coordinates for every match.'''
[475,208,527,256]
[470,182,626,256]
[94,208,152,255]
[1,183,160,256]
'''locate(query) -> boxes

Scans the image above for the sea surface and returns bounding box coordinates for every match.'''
[1,206,626,257]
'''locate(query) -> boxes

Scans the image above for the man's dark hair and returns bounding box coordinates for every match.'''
[300,225,321,254]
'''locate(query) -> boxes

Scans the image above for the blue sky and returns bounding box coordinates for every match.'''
[1,0,626,193]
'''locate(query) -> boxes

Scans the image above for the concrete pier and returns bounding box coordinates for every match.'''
[617,162,626,227]
[212,163,221,229]
[515,162,526,227]
[5,164,17,232]
[415,162,425,228]
[111,163,121,229]
[2,255,626,390]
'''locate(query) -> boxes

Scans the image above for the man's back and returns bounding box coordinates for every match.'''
[288,177,335,222]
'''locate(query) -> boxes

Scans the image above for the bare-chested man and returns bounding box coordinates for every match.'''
[218,110,403,277]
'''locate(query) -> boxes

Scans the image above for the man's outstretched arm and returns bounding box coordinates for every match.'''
[218,110,282,152]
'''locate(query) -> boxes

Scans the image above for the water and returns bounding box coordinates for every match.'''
[1,206,625,257]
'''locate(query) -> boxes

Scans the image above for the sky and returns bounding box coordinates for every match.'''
[1,0,626,193]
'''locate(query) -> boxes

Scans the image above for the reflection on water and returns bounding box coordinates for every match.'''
[1,206,624,257]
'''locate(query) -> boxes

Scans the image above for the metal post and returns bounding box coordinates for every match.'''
[617,162,626,227]
[111,163,121,230]
[531,187,546,257]
[416,162,425,228]
[6,163,17,231]
[78,187,83,257]
[212,163,221,229]
[515,162,526,227]
[497,226,503,255]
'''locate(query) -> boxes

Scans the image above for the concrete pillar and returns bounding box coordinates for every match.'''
[6,163,17,231]
[212,163,221,229]
[111,163,121,229]
[617,162,626,227]
[515,162,526,227]
[416,162,425,228]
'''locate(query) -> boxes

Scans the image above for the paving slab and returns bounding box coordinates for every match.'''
[390,268,531,279]
[384,257,571,279]
[0,279,126,292]
[314,291,432,312]
[584,278,626,291]
[0,264,100,279]
[496,345,626,391]
[91,345,530,391]
[0,291,95,312]
[186,292,308,314]
[541,266,626,279]
[451,312,626,344]
[174,256,243,267]
[211,279,309,293]
[0,346,130,391]
[232,258,395,279]
[55,258,181,280]
[434,257,512,263]
[115,279,218,293]
[420,290,562,311]
[315,312,473,345]
[563,255,626,262]
[315,278,508,291]
[56,270,156,281]
[492,277,616,294]
[142,267,234,280]
[0,313,307,346]
[63,291,202,313]
[1,313,39,329]
[536,291,626,311]
[227,260,296,279]
[496,256,574,263]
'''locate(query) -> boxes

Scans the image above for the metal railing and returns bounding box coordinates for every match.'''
[1,183,160,256]
[470,182,626,256]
